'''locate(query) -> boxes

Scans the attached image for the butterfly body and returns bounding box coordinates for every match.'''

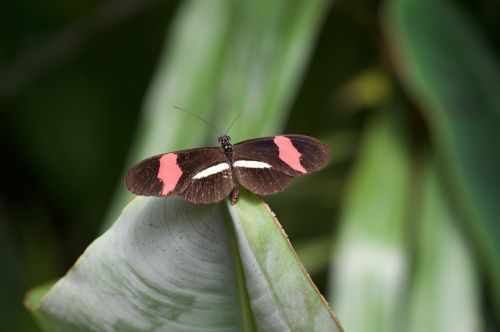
[125,134,330,204]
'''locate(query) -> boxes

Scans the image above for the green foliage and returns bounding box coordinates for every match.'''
[329,114,412,331]
[407,156,479,332]
[384,0,500,315]
[27,194,341,331]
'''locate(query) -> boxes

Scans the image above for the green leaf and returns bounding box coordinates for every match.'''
[383,0,500,315]
[28,192,342,331]
[406,155,480,332]
[33,198,243,331]
[329,113,412,332]
[103,0,330,229]
[228,193,342,331]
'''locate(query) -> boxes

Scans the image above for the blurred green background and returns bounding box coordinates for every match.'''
[1,0,499,331]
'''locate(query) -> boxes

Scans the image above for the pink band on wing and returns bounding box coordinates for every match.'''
[274,136,306,173]
[157,153,183,195]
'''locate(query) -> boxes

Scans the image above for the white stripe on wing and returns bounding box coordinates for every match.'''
[233,160,272,169]
[193,163,230,179]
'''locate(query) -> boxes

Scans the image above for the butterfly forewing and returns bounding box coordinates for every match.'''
[232,135,330,195]
[125,147,235,203]
[282,135,331,172]
[125,155,165,196]
[233,135,330,175]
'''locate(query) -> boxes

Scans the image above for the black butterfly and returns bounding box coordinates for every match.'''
[125,134,330,204]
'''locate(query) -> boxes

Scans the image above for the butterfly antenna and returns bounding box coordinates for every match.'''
[225,110,243,135]
[174,106,220,134]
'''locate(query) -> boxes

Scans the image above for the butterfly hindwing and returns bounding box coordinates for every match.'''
[232,135,330,195]
[233,165,293,195]
[125,147,235,203]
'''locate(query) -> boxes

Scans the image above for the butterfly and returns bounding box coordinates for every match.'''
[125,134,330,204]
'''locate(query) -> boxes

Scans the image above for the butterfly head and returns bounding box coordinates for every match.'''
[218,134,233,155]
[218,134,231,144]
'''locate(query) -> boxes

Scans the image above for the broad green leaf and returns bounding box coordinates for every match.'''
[29,192,342,331]
[103,0,330,229]
[329,113,411,332]
[228,194,342,331]
[32,198,243,332]
[406,156,480,332]
[383,0,500,314]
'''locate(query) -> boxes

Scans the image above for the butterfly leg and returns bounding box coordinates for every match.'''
[229,185,239,204]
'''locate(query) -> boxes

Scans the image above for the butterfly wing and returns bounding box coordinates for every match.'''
[233,135,330,195]
[125,147,235,203]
